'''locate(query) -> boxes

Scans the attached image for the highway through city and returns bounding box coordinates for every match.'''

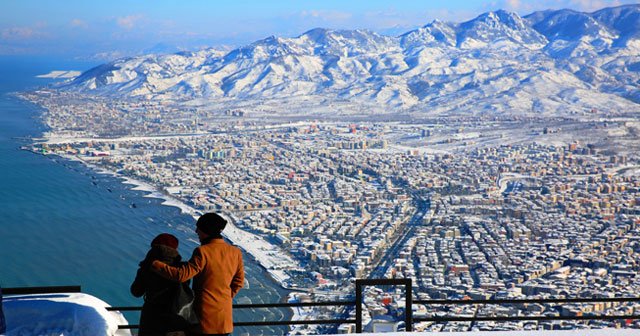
[368,195,430,279]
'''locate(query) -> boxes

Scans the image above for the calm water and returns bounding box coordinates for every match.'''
[0,56,290,335]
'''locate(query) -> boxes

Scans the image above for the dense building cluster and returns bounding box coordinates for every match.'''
[28,91,640,332]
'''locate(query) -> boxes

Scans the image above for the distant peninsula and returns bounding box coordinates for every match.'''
[36,70,81,79]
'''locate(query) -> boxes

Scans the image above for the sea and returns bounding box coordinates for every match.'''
[0,55,291,335]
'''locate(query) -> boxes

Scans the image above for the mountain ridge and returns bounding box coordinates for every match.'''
[60,5,640,117]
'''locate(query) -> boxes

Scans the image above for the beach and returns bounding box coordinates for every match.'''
[56,151,302,289]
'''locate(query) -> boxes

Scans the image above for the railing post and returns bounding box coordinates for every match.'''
[356,280,363,333]
[356,278,413,333]
[405,278,412,332]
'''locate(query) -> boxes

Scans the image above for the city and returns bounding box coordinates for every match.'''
[21,88,640,333]
[2,1,640,335]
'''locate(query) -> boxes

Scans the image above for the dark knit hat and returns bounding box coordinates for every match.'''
[196,213,227,236]
[151,233,179,250]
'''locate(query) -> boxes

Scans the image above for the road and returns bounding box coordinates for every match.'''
[368,196,430,279]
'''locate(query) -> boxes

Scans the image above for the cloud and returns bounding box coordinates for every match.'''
[567,0,625,12]
[1,27,46,40]
[489,0,632,14]
[487,0,543,13]
[299,10,352,22]
[0,44,34,55]
[363,10,412,28]
[426,8,481,23]
[116,15,143,30]
[70,19,89,29]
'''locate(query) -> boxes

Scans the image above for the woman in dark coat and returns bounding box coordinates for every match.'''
[131,233,188,336]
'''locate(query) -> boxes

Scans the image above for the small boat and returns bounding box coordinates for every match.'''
[130,203,137,208]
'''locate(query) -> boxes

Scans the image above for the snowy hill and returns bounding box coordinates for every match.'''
[457,10,547,48]
[61,5,640,116]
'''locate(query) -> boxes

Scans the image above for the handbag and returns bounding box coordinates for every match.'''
[173,282,198,325]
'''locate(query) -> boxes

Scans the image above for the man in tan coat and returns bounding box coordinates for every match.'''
[152,213,244,336]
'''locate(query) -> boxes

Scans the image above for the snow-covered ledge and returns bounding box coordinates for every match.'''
[3,293,130,336]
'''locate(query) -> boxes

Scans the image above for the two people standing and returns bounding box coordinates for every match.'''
[132,213,244,336]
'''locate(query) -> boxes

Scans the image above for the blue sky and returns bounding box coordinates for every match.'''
[1,0,638,59]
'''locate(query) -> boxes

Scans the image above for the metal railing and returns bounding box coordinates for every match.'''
[355,278,412,332]
[107,299,357,330]
[3,286,81,295]
[412,296,640,324]
[6,281,640,333]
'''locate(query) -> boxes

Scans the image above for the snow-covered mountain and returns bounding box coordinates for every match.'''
[62,5,640,116]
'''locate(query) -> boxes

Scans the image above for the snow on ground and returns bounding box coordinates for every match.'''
[116,170,302,287]
[119,176,201,218]
[223,216,302,285]
[3,292,130,336]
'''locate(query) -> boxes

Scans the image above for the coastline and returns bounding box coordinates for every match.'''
[10,83,296,334]
[61,152,306,333]
[19,87,304,292]
[54,151,299,290]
